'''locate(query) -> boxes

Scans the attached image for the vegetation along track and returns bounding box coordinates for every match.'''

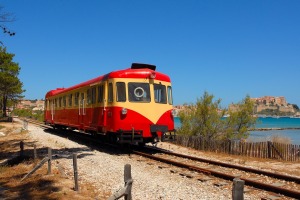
[24,119,300,199]
[132,147,300,199]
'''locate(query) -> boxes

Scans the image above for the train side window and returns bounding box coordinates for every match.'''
[91,87,96,104]
[68,94,73,107]
[74,92,79,106]
[116,82,126,102]
[87,89,91,104]
[50,100,52,109]
[167,86,173,105]
[80,93,84,103]
[63,96,66,107]
[59,97,62,107]
[55,99,58,108]
[108,83,113,102]
[154,84,167,104]
[97,85,104,103]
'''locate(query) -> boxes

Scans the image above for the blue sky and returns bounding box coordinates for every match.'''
[1,0,300,107]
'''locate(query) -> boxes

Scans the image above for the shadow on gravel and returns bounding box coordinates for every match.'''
[43,128,132,156]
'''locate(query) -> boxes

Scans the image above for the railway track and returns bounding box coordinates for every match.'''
[132,147,300,199]
[144,146,300,183]
[25,119,300,199]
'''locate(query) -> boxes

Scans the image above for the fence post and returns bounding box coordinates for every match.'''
[108,164,133,200]
[232,177,244,200]
[124,164,132,200]
[267,141,272,158]
[20,141,24,157]
[73,153,79,191]
[47,148,52,175]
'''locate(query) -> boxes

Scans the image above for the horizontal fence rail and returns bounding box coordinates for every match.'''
[173,135,300,162]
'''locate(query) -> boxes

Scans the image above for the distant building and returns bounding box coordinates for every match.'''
[250,96,295,115]
[15,99,45,111]
[251,96,287,106]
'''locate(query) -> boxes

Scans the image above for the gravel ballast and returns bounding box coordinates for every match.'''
[26,123,290,200]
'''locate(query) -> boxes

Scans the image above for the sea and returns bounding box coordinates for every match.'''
[174,117,300,145]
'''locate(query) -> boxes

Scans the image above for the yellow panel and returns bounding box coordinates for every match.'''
[111,78,173,123]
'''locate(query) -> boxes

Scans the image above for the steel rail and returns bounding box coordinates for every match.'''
[152,148,300,184]
[133,150,300,199]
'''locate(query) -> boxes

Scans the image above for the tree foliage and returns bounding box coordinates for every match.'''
[224,95,257,140]
[178,91,225,139]
[177,92,257,141]
[12,109,44,122]
[0,46,24,117]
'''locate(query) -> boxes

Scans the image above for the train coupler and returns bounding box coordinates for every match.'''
[117,129,143,144]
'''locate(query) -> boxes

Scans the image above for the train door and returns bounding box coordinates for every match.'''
[89,86,97,129]
[78,92,86,129]
[106,81,114,130]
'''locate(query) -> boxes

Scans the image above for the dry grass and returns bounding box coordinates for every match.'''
[270,134,291,144]
[0,121,109,200]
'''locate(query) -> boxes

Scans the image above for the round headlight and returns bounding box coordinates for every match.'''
[121,108,127,115]
[171,109,177,116]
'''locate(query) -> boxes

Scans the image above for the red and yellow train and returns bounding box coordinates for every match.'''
[44,63,176,145]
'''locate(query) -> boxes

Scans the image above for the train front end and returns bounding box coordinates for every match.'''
[106,63,176,145]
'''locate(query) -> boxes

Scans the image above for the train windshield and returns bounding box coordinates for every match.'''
[128,83,151,102]
[154,83,167,104]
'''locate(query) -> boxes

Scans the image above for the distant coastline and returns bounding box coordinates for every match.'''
[250,127,300,131]
[174,96,300,118]
[175,116,300,130]
[174,116,300,145]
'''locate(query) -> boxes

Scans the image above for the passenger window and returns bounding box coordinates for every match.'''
[80,93,85,105]
[59,97,62,107]
[63,96,66,107]
[91,87,96,104]
[48,100,51,110]
[97,85,104,103]
[68,94,73,107]
[116,82,126,102]
[87,89,91,104]
[108,83,113,102]
[74,92,79,106]
[154,84,167,104]
[167,86,173,105]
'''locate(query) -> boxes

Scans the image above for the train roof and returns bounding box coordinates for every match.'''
[45,65,171,98]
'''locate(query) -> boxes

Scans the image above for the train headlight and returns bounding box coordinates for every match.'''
[171,109,176,116]
[121,108,127,115]
[149,72,156,79]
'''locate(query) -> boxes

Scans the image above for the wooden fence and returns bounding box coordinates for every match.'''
[173,135,300,162]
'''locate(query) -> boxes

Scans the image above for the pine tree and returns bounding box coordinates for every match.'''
[0,46,24,117]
